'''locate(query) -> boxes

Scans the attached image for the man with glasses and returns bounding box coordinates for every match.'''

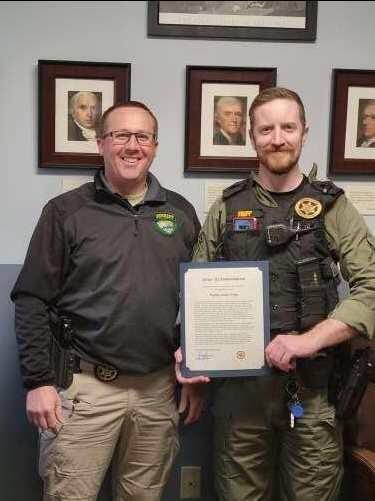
[11,101,203,500]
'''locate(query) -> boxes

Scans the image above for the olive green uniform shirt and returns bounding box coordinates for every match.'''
[193,172,375,339]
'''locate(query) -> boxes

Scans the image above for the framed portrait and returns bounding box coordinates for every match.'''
[329,69,375,175]
[148,1,317,42]
[185,66,276,174]
[38,60,131,169]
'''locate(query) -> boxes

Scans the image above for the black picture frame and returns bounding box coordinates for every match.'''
[38,60,131,169]
[329,69,375,175]
[148,1,317,42]
[185,65,276,174]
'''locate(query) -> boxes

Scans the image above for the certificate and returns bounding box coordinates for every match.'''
[180,261,270,378]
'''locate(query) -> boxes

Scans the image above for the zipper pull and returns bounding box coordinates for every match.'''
[133,216,139,236]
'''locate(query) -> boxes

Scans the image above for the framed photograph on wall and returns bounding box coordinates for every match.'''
[39,60,131,169]
[185,66,276,174]
[329,69,375,175]
[148,1,317,42]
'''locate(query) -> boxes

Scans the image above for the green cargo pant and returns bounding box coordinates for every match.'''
[213,374,343,501]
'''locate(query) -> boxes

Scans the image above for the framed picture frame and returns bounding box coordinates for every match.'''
[148,1,317,42]
[185,66,276,174]
[38,60,131,169]
[329,69,375,175]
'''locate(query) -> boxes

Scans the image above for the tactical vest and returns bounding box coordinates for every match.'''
[222,177,343,333]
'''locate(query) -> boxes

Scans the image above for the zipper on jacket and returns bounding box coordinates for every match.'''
[133,215,139,236]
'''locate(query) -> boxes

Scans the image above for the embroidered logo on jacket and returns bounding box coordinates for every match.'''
[154,212,177,236]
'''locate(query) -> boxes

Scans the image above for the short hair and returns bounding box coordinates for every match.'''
[215,96,244,114]
[96,101,159,139]
[69,91,98,116]
[249,87,306,131]
[363,100,375,111]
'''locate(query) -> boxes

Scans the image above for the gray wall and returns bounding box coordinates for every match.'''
[0,265,42,499]
[0,1,374,499]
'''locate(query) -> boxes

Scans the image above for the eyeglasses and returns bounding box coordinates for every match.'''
[103,130,156,146]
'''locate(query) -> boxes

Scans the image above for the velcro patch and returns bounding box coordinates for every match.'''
[154,212,177,236]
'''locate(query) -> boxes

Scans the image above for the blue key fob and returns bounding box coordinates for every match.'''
[290,403,304,418]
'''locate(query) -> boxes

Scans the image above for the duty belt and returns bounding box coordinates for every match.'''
[94,364,119,382]
[74,357,119,382]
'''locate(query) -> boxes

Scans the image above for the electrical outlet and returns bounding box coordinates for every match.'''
[180,466,201,499]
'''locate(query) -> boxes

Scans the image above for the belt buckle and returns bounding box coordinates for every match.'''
[94,364,119,382]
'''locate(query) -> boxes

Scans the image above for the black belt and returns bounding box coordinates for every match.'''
[73,356,119,383]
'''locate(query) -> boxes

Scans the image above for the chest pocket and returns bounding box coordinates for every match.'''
[223,214,266,261]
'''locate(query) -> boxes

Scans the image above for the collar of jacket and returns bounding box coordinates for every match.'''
[251,163,318,208]
[94,168,167,203]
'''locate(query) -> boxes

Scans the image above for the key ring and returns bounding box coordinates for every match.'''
[285,374,300,399]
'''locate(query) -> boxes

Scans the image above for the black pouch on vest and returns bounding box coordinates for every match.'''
[297,257,326,330]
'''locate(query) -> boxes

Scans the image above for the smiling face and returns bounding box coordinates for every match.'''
[362,103,375,140]
[250,98,308,176]
[97,107,158,196]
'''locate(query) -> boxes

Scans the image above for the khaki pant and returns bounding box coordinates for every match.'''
[39,363,179,501]
[213,375,343,501]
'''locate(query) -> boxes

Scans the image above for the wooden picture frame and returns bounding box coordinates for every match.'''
[38,60,131,169]
[185,66,276,174]
[148,1,317,42]
[329,69,375,175]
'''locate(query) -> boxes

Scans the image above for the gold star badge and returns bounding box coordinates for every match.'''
[295,197,322,219]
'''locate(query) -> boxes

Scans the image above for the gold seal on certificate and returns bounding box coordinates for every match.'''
[180,261,270,378]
